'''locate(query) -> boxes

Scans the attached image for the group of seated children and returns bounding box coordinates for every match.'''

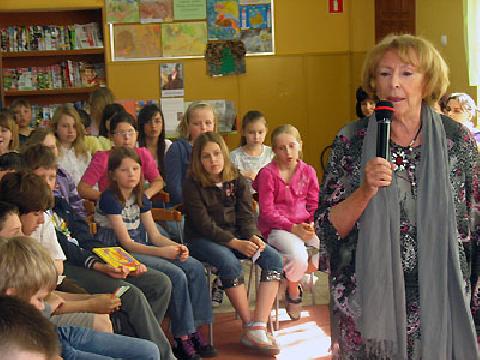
[0,89,321,359]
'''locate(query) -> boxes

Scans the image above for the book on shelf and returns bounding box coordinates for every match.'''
[2,62,105,91]
[92,247,141,271]
[0,22,103,52]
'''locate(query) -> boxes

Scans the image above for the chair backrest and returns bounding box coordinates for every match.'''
[83,199,97,235]
[151,190,184,243]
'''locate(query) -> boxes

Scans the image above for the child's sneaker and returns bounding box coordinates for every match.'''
[174,338,200,360]
[191,331,218,357]
[240,324,280,356]
[211,277,224,308]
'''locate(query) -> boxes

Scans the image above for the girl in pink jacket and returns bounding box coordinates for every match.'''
[253,124,320,320]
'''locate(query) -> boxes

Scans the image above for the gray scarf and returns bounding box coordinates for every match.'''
[356,104,478,359]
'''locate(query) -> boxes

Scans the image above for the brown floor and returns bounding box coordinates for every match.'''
[204,304,333,360]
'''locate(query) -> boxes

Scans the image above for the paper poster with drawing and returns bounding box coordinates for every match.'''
[140,0,173,22]
[114,24,162,59]
[162,22,207,57]
[160,63,184,97]
[239,3,272,53]
[207,0,241,40]
[106,0,140,23]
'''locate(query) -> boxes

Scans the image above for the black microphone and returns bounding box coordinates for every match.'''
[374,101,395,160]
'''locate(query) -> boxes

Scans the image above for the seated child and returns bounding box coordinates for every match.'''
[10,98,33,144]
[183,132,283,355]
[23,127,87,218]
[0,295,60,360]
[51,104,92,186]
[165,101,216,206]
[0,235,160,360]
[18,144,176,359]
[79,111,163,201]
[230,110,273,189]
[253,124,320,320]
[0,171,114,333]
[94,146,215,360]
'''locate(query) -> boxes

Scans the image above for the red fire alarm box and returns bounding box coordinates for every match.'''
[329,0,344,13]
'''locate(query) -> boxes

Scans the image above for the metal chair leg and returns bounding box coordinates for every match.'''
[206,265,214,345]
[310,271,316,306]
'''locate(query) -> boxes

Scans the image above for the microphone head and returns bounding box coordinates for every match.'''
[374,100,395,122]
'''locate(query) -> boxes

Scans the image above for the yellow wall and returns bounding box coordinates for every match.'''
[416,0,475,97]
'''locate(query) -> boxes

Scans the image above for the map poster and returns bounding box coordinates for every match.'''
[162,22,207,57]
[114,24,162,59]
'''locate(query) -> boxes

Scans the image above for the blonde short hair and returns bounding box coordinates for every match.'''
[51,104,88,159]
[271,124,303,160]
[0,236,57,300]
[190,132,237,187]
[362,34,449,105]
[177,102,217,139]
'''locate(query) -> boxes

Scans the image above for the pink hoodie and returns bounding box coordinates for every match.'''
[253,160,319,238]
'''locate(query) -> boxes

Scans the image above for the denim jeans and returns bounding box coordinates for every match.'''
[64,264,175,360]
[132,253,212,338]
[57,326,160,360]
[188,238,283,282]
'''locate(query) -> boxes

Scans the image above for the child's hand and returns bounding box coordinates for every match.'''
[128,264,148,277]
[157,245,181,260]
[248,235,266,252]
[93,262,129,279]
[87,294,122,314]
[48,292,65,314]
[291,223,315,241]
[230,239,259,257]
[178,245,189,261]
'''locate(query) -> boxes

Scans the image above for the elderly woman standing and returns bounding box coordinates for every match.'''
[316,34,478,359]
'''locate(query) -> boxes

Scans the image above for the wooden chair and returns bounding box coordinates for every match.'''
[83,199,97,235]
[150,190,184,243]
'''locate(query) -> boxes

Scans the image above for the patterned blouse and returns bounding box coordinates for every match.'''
[315,114,479,358]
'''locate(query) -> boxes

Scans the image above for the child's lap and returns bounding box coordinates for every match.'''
[188,238,282,273]
[132,253,204,280]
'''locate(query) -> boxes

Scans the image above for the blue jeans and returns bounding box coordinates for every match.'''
[57,326,160,360]
[132,253,212,338]
[188,238,283,282]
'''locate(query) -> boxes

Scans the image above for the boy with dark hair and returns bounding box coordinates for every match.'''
[0,151,24,180]
[0,295,60,360]
[0,201,22,237]
[0,235,160,359]
[21,144,176,360]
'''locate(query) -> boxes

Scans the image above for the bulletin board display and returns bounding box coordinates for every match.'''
[107,0,274,61]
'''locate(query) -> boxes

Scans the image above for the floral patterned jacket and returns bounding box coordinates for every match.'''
[316,114,480,310]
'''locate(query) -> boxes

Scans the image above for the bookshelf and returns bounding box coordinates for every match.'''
[0,7,106,108]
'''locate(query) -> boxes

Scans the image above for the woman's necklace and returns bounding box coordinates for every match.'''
[391,122,422,199]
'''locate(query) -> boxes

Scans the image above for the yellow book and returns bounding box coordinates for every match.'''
[92,247,141,271]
